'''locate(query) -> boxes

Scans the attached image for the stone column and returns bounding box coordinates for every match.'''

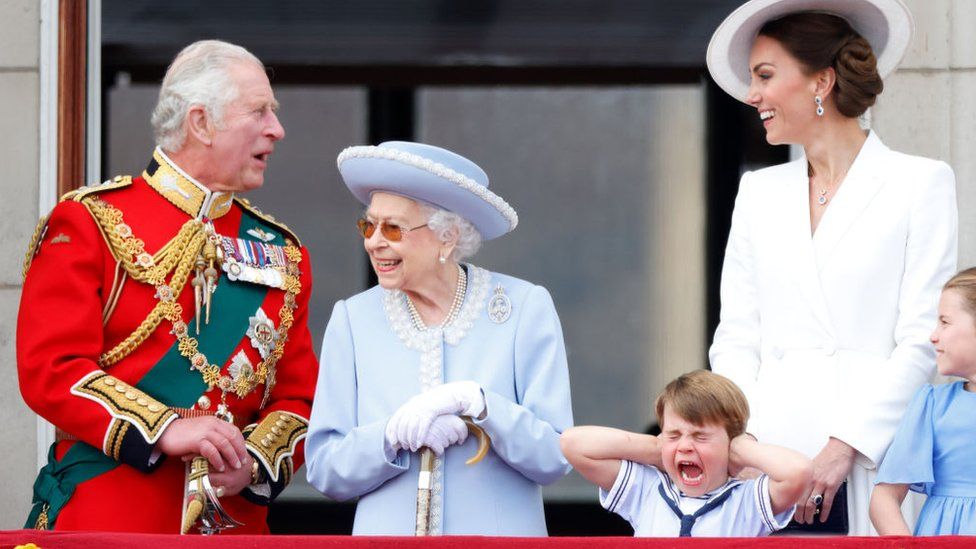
[873,0,976,265]
[0,0,41,529]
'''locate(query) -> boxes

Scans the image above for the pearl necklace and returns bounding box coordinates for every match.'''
[406,264,467,330]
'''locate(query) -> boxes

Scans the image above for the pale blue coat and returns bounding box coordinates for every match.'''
[306,266,573,535]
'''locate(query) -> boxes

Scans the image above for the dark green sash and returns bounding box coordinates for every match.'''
[26,213,280,529]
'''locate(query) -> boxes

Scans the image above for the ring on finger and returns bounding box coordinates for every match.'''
[810,494,824,506]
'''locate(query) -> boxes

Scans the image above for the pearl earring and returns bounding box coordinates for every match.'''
[815,95,824,117]
[438,256,446,265]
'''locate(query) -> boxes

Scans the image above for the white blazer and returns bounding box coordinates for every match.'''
[709,131,957,469]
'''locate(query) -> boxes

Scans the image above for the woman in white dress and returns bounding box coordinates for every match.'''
[706,0,957,535]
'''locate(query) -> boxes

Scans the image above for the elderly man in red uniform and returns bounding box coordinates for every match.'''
[17,40,317,534]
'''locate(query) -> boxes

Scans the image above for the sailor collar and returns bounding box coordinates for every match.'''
[656,467,742,505]
[143,147,235,220]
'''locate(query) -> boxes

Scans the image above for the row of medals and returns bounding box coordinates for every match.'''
[187,224,287,420]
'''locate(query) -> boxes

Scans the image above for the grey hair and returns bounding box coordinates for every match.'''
[421,204,483,262]
[151,40,264,152]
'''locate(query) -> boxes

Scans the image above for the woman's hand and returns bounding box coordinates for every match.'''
[420,414,470,455]
[795,437,856,524]
[385,382,485,452]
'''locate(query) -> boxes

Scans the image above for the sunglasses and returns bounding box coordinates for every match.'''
[356,218,428,242]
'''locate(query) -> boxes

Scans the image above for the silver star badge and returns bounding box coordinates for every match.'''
[247,308,278,359]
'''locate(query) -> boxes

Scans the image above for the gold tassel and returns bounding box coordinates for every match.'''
[34,503,50,530]
[181,495,204,534]
[201,231,219,325]
[192,256,205,334]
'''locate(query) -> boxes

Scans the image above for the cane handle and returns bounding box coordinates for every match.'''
[462,417,491,465]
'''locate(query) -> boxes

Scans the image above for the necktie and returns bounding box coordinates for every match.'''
[658,483,735,537]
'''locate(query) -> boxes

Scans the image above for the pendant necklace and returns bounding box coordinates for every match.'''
[810,166,836,207]
[817,186,829,206]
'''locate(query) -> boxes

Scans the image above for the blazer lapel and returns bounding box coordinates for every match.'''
[812,131,888,270]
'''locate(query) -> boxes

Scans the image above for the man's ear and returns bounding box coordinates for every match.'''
[185,105,213,146]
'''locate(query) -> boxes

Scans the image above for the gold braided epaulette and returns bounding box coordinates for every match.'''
[68,175,133,203]
[234,197,303,248]
[22,176,134,279]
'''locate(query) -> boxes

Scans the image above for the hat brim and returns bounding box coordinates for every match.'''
[706,0,914,103]
[338,146,517,241]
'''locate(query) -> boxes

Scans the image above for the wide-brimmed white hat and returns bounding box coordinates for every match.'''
[707,0,914,102]
[337,141,518,240]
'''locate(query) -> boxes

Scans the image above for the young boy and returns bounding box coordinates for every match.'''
[561,370,811,537]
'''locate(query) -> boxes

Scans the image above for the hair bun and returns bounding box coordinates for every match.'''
[833,35,884,117]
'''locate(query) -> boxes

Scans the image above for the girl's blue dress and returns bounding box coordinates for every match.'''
[877,381,976,535]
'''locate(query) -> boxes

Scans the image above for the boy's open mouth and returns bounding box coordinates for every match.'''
[678,461,703,485]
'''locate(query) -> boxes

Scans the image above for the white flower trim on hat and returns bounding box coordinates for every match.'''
[337,146,519,232]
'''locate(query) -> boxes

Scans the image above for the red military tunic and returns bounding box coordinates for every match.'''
[17,148,318,533]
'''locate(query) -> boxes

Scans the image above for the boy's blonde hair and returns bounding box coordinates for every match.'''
[944,267,976,322]
[654,370,749,439]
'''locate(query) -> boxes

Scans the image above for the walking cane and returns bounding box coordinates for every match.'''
[415,417,491,536]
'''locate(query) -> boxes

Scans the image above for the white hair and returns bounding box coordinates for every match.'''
[421,204,483,262]
[151,40,264,152]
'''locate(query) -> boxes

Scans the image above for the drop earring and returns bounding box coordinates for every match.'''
[815,95,824,117]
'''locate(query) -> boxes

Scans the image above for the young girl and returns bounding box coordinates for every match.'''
[871,268,976,535]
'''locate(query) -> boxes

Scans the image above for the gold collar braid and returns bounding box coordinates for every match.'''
[144,148,235,220]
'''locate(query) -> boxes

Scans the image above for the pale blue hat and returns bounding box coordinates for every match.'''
[337,141,518,240]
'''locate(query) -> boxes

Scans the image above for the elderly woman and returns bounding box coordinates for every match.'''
[305,142,573,535]
[706,0,957,535]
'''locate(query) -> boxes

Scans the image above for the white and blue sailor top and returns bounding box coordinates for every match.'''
[600,460,794,537]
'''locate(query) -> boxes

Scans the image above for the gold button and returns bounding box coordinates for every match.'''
[103,378,116,386]
[279,415,291,423]
[275,420,285,428]
[114,384,127,393]
[271,427,281,436]
[261,439,271,448]
[136,398,148,406]
[148,404,162,413]
[197,395,211,410]
[125,391,138,401]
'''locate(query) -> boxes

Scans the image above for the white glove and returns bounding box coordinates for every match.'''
[385,381,485,452]
[421,414,469,456]
[422,380,486,417]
